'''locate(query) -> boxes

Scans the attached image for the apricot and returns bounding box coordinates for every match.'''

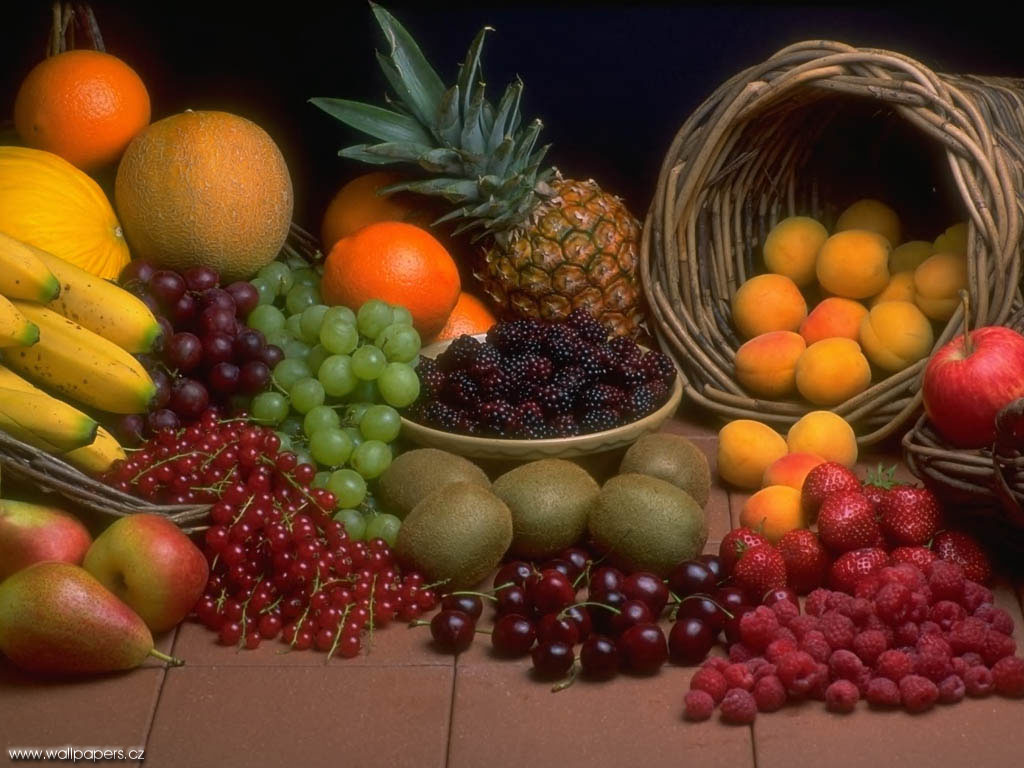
[836,199,901,246]
[890,240,934,273]
[871,271,916,306]
[762,452,825,491]
[914,252,968,321]
[799,297,868,345]
[794,338,871,406]
[740,485,806,544]
[763,216,829,287]
[734,331,806,399]
[731,274,808,339]
[816,230,891,299]
[786,410,858,467]
[717,419,788,490]
[934,222,968,256]
[859,301,934,372]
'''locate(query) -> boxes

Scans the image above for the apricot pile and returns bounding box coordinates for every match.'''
[731,199,967,407]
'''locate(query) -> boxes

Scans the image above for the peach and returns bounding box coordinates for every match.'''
[763,216,829,287]
[734,331,806,399]
[859,301,934,372]
[914,252,968,321]
[934,221,968,256]
[717,419,788,490]
[762,452,826,490]
[731,274,808,339]
[816,230,891,299]
[786,410,858,467]
[794,338,872,406]
[890,240,934,273]
[871,271,916,306]
[798,297,868,345]
[836,199,901,246]
[740,485,806,544]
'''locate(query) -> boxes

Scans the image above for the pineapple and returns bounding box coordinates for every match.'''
[311,6,645,337]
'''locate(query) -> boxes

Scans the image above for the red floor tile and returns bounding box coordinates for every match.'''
[143,665,453,768]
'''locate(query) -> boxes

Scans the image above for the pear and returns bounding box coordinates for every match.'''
[0,561,182,675]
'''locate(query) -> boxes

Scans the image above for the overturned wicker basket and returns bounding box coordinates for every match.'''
[643,40,1024,445]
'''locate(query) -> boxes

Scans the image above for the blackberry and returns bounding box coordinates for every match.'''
[479,399,515,435]
[576,383,627,412]
[468,343,502,378]
[625,385,657,418]
[454,414,481,436]
[424,401,460,430]
[552,365,590,392]
[516,401,545,426]
[542,324,580,366]
[607,335,643,364]
[646,379,670,405]
[536,385,575,416]
[438,334,481,372]
[579,408,621,434]
[440,371,480,408]
[641,350,677,385]
[567,308,608,345]
[520,422,555,440]
[603,363,646,389]
[478,369,511,401]
[523,354,554,382]
[549,413,580,437]
[576,344,613,379]
[487,319,543,355]
[418,367,447,400]
[418,357,440,376]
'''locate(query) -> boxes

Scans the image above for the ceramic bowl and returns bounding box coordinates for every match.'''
[399,334,683,461]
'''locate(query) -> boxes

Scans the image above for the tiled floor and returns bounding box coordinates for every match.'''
[4,402,1024,767]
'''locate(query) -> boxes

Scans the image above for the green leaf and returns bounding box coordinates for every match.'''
[488,79,523,150]
[486,137,516,177]
[391,177,481,203]
[461,80,487,156]
[338,142,429,165]
[309,98,433,144]
[511,119,543,171]
[372,4,446,126]
[436,86,462,147]
[457,26,492,117]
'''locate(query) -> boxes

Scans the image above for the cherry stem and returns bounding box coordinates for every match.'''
[551,660,580,693]
[666,594,734,620]
[473,627,492,635]
[148,648,185,667]
[558,601,621,618]
[449,589,500,602]
[959,289,973,356]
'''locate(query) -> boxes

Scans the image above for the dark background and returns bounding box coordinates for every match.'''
[2,1,1022,231]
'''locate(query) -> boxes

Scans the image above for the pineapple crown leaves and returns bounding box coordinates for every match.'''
[309,3,554,239]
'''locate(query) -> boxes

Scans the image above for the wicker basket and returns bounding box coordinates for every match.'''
[0,224,323,535]
[642,40,1024,445]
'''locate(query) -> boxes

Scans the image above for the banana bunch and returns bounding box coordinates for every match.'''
[0,231,157,473]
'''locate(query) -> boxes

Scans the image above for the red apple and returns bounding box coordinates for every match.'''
[923,325,1024,448]
[0,500,92,580]
[83,514,208,633]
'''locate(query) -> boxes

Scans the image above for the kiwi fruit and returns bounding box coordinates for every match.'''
[377,448,490,518]
[619,433,711,506]
[588,473,707,577]
[395,482,512,589]
[492,459,599,559]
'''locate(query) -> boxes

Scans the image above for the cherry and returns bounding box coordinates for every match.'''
[536,614,580,646]
[722,606,754,645]
[610,599,653,636]
[580,634,620,679]
[496,585,530,616]
[762,586,799,608]
[622,571,669,617]
[618,622,668,674]
[528,569,575,614]
[563,604,593,641]
[668,617,715,665]
[676,594,728,631]
[429,610,475,654]
[589,566,624,597]
[531,641,575,679]
[592,590,627,634]
[558,547,590,580]
[714,586,749,614]
[540,558,573,580]
[668,560,716,597]
[440,593,484,620]
[491,614,536,656]
[698,554,724,582]
[494,561,533,589]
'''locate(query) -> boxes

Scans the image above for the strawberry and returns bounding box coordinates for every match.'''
[719,527,769,577]
[878,486,942,547]
[829,547,890,594]
[862,464,898,510]
[817,491,882,554]
[889,546,937,569]
[733,543,787,602]
[933,530,993,584]
[801,462,861,522]
[777,529,829,594]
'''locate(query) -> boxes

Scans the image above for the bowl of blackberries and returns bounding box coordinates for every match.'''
[401,310,683,460]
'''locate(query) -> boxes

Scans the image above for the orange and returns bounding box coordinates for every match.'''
[435,292,497,341]
[321,221,461,337]
[14,50,151,171]
[321,171,436,250]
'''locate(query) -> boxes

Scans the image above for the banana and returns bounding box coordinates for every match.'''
[0,364,125,473]
[2,302,155,414]
[0,386,98,453]
[0,231,60,302]
[0,295,38,348]
[28,245,161,354]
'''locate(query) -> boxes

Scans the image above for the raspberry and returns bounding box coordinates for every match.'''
[770,599,800,626]
[929,600,966,631]
[875,649,915,682]
[982,630,1016,666]
[852,629,889,666]
[964,665,994,697]
[729,642,755,663]
[938,675,966,704]
[919,620,942,636]
[845,597,875,626]
[746,657,770,674]
[865,677,901,707]
[684,689,716,721]
[880,563,926,591]
[739,606,780,651]
[854,573,882,600]
[951,657,969,677]
[820,611,856,650]
[753,663,778,681]
[703,656,730,673]
[974,605,1015,636]
[690,667,729,703]
[776,651,820,698]
[899,675,939,713]
[959,651,985,668]
[809,663,831,700]
[805,589,830,617]
[825,679,860,713]
[723,663,755,691]
[828,649,866,681]
[915,651,953,683]
[949,617,988,655]
[752,675,787,712]
[893,621,919,647]
[916,633,952,658]
[774,627,797,645]
[765,638,798,663]
[927,560,965,603]
[874,582,913,625]
[992,656,1024,697]
[826,591,854,613]
[962,581,994,613]
[907,591,930,623]
[719,688,757,724]
[788,615,821,640]
[800,630,832,663]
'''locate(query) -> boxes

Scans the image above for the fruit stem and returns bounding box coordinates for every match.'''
[667,594,734,620]
[552,660,580,693]
[960,289,973,356]
[558,601,621,618]
[449,589,500,602]
[148,648,185,667]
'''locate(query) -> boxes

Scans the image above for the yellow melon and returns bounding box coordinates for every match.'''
[114,110,293,282]
[0,146,130,279]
